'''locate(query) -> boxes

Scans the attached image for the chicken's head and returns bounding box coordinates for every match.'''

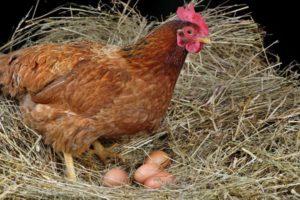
[176,3,210,53]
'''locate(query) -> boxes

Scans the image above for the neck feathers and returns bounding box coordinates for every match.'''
[121,20,188,69]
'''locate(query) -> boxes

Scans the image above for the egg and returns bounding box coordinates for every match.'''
[144,150,171,168]
[134,163,161,184]
[143,171,175,189]
[103,168,129,187]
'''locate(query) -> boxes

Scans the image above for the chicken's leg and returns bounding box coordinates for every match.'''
[63,152,76,181]
[91,141,124,164]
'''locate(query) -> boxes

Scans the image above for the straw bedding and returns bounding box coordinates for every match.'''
[0,1,299,199]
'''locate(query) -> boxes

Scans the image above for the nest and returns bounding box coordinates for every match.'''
[0,1,299,199]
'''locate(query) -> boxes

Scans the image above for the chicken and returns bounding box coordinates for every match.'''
[0,3,209,181]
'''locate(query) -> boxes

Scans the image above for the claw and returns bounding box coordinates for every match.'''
[91,141,124,164]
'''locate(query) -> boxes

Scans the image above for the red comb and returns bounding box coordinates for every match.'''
[176,3,209,36]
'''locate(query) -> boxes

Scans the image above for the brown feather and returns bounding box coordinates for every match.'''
[0,20,192,155]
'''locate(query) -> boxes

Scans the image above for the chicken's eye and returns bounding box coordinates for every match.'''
[183,27,195,37]
[187,30,193,35]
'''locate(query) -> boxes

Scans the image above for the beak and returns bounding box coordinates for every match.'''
[197,37,211,44]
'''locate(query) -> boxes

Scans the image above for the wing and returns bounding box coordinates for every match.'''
[32,58,131,116]
[1,42,131,116]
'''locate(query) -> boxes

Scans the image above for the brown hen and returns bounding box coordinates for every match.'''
[0,3,210,181]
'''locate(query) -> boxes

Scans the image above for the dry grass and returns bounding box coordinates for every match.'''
[1,1,299,199]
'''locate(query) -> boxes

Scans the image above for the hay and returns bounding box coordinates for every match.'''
[1,1,299,199]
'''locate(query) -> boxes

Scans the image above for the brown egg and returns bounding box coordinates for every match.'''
[143,171,175,189]
[103,168,129,187]
[134,163,161,184]
[144,150,171,168]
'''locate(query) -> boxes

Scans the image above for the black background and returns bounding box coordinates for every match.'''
[0,0,299,67]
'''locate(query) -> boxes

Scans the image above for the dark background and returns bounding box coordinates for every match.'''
[0,0,299,68]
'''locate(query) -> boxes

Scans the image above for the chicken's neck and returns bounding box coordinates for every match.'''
[121,20,189,76]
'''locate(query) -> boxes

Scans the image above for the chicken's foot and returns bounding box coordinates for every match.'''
[63,152,76,182]
[91,141,124,164]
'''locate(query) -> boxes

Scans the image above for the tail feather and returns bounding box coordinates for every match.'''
[1,53,27,98]
[0,54,8,95]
